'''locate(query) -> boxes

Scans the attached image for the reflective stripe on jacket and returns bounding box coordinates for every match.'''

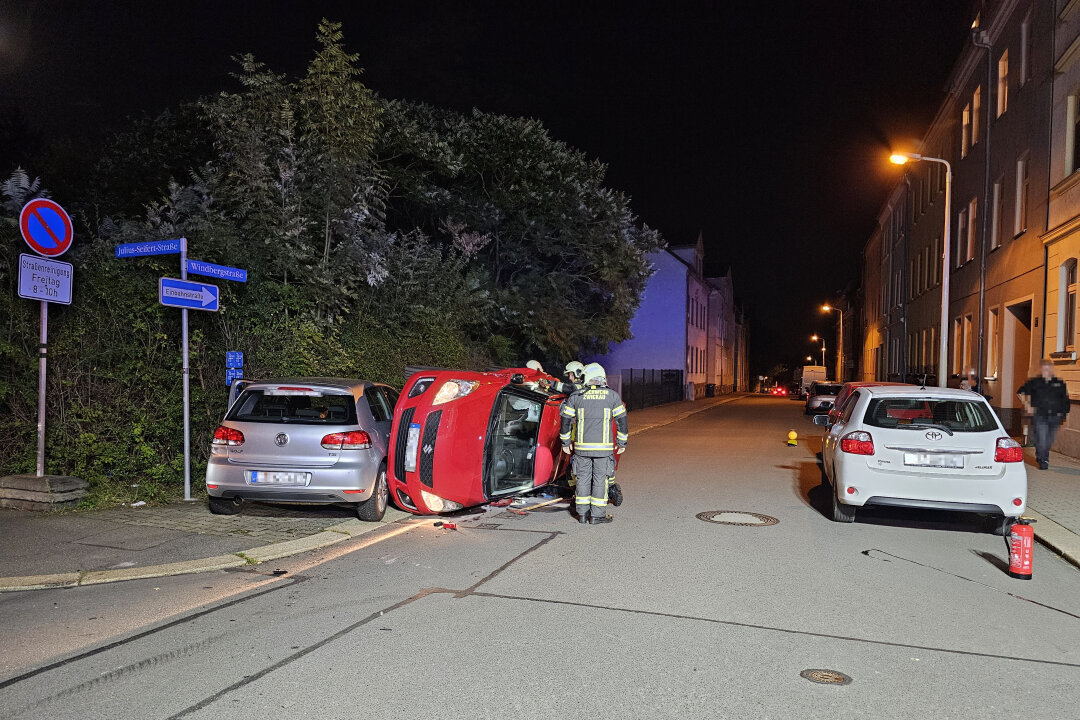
[559,384,628,457]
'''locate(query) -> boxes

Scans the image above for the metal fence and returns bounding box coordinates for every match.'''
[620,368,684,411]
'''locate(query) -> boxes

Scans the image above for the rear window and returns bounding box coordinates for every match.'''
[862,397,998,432]
[812,383,842,396]
[227,388,357,425]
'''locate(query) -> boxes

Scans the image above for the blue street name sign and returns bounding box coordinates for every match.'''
[226,351,244,369]
[187,259,247,283]
[226,368,244,387]
[115,239,183,258]
[159,277,219,311]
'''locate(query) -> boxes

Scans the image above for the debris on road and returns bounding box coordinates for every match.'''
[489,498,514,507]
[130,500,147,507]
[434,521,458,530]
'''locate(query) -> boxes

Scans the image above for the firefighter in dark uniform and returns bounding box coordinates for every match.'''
[559,363,628,524]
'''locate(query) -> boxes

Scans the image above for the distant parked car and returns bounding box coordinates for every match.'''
[205,378,396,520]
[804,381,842,415]
[770,385,788,396]
[814,385,1026,533]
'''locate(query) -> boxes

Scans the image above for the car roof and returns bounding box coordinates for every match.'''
[841,381,908,389]
[860,385,988,400]
[245,378,377,394]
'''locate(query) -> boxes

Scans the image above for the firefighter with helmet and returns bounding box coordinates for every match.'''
[559,362,628,524]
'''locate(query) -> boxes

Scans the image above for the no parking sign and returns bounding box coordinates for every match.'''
[20,199,74,257]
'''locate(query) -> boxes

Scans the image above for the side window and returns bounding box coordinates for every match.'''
[383,387,399,413]
[366,389,392,423]
[841,392,861,423]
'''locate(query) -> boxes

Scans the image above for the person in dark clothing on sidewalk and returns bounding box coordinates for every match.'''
[1017,359,1071,470]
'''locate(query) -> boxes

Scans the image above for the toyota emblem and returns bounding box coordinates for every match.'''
[925,430,943,441]
[275,433,289,447]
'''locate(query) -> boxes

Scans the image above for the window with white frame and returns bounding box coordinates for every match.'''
[966,197,978,262]
[1060,259,1078,351]
[972,86,981,145]
[1069,93,1080,175]
[961,104,971,158]
[1020,11,1031,86]
[957,209,967,267]
[997,50,1008,117]
[1015,154,1029,235]
[991,177,1004,249]
[988,307,1000,378]
[963,314,974,374]
[953,317,963,373]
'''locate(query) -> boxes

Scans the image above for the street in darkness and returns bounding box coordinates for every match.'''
[2,396,1078,719]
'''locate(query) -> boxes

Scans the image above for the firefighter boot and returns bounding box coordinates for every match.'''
[590,514,614,524]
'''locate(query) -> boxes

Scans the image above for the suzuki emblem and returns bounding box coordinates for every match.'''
[925,430,943,441]
[275,433,289,447]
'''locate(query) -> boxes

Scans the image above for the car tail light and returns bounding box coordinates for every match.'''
[212,426,244,446]
[322,431,372,450]
[840,431,874,455]
[994,437,1024,463]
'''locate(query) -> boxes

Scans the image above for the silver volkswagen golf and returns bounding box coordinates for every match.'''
[205,378,396,521]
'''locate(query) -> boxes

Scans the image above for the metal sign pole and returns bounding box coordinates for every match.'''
[36,300,47,476]
[181,237,192,500]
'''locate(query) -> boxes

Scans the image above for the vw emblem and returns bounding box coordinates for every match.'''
[925,430,943,441]
[275,433,289,447]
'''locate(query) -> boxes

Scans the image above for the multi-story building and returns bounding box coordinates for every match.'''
[863,0,1053,437]
[586,234,749,407]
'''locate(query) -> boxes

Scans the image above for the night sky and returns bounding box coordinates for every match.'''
[0,1,973,373]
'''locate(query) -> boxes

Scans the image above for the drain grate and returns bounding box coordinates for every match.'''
[800,669,852,685]
[696,511,778,526]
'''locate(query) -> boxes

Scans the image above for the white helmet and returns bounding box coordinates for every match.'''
[582,362,607,386]
[525,360,544,373]
[564,361,585,380]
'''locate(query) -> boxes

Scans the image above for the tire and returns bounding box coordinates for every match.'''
[208,495,240,515]
[357,465,389,522]
[831,485,856,523]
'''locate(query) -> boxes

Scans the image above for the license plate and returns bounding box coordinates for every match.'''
[404,423,421,472]
[903,453,964,468]
[249,471,311,485]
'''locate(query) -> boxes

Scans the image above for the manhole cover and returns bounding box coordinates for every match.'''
[695,511,778,526]
[800,669,852,685]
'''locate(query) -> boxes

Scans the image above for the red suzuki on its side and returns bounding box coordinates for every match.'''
[387,366,574,514]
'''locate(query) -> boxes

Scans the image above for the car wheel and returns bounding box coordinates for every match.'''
[208,495,240,515]
[831,485,856,523]
[357,465,388,522]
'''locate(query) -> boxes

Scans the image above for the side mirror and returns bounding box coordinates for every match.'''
[812,414,830,426]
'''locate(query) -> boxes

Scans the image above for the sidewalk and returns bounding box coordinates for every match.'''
[2,392,1077,590]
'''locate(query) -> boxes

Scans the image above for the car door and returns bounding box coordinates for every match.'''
[364,386,395,450]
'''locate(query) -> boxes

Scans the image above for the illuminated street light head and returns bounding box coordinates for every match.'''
[811,334,819,341]
[822,304,832,312]
[889,153,910,165]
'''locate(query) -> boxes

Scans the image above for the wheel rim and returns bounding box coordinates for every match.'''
[376,469,388,512]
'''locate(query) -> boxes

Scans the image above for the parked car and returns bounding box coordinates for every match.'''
[205,378,396,520]
[388,365,580,514]
[804,381,842,415]
[814,385,1026,532]
[826,381,909,424]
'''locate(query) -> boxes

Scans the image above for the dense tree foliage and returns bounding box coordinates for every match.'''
[0,20,662,505]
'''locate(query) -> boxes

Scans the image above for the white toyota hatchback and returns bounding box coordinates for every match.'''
[814,385,1026,532]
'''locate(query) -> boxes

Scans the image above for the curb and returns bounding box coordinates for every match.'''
[629,394,746,437]
[1026,509,1080,570]
[0,518,401,593]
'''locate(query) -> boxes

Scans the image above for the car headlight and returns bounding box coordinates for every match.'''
[432,380,479,405]
[420,488,463,513]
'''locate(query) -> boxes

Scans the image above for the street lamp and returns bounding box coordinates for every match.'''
[822,305,843,382]
[890,151,952,387]
[810,334,826,367]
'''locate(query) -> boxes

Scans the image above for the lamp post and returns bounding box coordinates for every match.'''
[890,152,952,387]
[811,334,826,367]
[822,305,843,382]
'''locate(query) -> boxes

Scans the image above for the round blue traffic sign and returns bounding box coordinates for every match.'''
[20,198,74,257]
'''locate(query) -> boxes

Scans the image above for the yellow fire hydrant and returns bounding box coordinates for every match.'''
[787,430,798,447]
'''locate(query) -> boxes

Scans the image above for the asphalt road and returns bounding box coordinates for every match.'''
[2,395,1079,719]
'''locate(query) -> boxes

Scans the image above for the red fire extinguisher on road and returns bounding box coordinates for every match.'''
[1007,517,1036,580]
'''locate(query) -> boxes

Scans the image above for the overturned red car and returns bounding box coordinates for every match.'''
[387,366,573,514]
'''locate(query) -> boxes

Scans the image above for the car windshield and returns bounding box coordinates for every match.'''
[813,384,842,396]
[227,389,357,425]
[862,397,998,432]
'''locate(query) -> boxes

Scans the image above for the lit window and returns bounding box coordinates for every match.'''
[997,51,1009,117]
[1061,260,1078,351]
[988,308,1000,377]
[962,104,971,158]
[972,86,981,145]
